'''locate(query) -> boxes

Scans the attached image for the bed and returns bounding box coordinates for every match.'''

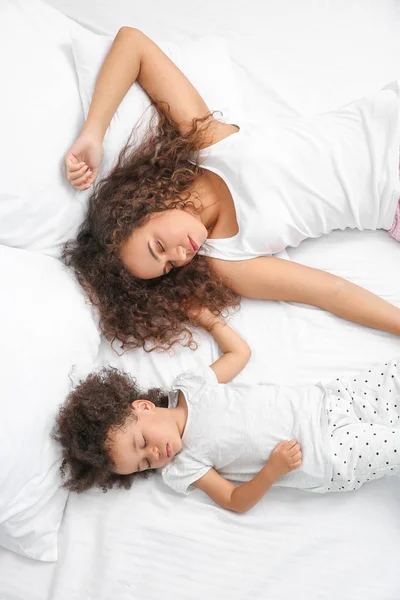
[0,0,400,598]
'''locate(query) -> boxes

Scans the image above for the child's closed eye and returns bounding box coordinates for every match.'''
[139,458,152,471]
[141,437,151,469]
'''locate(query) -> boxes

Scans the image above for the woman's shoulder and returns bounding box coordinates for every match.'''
[200,123,241,153]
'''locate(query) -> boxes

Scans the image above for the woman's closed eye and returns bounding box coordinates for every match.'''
[157,241,175,272]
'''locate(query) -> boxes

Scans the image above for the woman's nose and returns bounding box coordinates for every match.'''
[169,245,187,265]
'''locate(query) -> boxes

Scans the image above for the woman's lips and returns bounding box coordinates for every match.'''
[188,236,198,252]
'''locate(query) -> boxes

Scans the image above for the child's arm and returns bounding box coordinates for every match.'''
[190,308,251,383]
[193,439,302,512]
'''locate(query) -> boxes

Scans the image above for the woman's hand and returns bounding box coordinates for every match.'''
[267,440,302,478]
[64,133,103,190]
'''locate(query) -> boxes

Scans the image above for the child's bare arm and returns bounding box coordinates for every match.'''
[193,440,302,512]
[190,308,251,383]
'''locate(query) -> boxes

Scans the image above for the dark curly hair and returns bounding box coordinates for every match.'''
[53,368,168,493]
[63,104,239,351]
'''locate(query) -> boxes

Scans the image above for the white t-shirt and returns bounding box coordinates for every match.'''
[198,82,400,260]
[161,368,331,494]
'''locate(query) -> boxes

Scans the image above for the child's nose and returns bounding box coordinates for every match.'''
[149,446,160,461]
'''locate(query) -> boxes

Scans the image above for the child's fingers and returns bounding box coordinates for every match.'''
[279,440,292,448]
[288,440,300,452]
[290,450,302,462]
[275,440,286,449]
[287,448,301,460]
[283,439,299,451]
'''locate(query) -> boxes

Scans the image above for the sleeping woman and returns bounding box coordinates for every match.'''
[64,27,400,349]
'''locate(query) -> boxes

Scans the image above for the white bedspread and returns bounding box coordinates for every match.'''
[1,1,400,599]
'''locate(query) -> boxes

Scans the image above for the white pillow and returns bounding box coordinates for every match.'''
[71,28,243,175]
[0,0,92,257]
[0,245,100,561]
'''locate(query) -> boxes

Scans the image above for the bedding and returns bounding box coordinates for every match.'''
[0,0,400,598]
[0,1,88,256]
[0,245,99,561]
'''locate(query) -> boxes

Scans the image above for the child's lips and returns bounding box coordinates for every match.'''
[166,443,173,458]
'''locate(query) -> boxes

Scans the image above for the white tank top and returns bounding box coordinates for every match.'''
[198,81,400,260]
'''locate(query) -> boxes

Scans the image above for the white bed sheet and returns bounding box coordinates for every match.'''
[1,1,400,599]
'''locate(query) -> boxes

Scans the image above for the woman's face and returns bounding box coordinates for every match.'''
[120,209,208,279]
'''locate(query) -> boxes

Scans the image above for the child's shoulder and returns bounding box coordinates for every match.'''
[172,367,218,400]
[173,366,218,387]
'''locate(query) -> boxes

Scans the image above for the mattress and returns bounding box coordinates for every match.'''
[1,0,400,598]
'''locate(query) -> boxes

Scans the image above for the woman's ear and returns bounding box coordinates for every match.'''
[131,399,155,411]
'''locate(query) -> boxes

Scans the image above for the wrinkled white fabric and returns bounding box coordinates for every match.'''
[199,82,400,259]
[162,367,331,494]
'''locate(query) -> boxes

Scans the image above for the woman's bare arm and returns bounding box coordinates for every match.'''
[82,27,235,144]
[65,27,237,188]
[210,255,400,336]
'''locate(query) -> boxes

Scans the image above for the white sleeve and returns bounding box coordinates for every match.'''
[161,451,212,495]
[171,367,218,404]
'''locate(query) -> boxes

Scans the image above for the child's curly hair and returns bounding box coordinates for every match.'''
[53,368,168,493]
[63,103,239,352]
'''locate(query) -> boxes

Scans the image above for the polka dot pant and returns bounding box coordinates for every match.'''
[324,357,400,492]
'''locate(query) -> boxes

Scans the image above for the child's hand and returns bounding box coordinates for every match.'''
[267,440,302,478]
[64,133,103,190]
[187,306,222,331]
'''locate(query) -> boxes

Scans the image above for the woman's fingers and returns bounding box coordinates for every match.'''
[66,154,87,172]
[76,173,96,190]
[69,164,90,182]
[68,162,87,174]
[72,169,92,187]
[76,181,93,191]
[67,153,79,165]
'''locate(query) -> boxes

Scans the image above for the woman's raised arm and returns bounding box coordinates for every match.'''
[65,27,235,189]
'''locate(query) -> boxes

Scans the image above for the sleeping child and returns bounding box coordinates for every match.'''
[54,308,400,512]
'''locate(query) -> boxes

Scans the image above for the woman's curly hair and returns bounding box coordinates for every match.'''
[63,104,239,351]
[53,368,168,493]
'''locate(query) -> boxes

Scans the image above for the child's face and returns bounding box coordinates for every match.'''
[108,401,182,475]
